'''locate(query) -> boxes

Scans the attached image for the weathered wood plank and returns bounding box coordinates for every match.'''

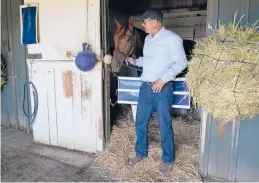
[72,71,84,151]
[55,67,75,150]
[80,71,97,152]
[30,64,50,145]
[206,0,219,36]
[163,15,207,28]
[5,0,19,128]
[167,25,206,39]
[163,10,207,19]
[218,0,242,25]
[46,68,58,146]
[11,0,29,130]
[1,89,9,127]
[87,0,101,59]
[248,0,259,24]
[90,70,104,152]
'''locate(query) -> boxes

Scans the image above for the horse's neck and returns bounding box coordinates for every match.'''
[134,27,147,58]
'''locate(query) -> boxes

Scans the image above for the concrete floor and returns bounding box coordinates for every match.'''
[1,127,119,182]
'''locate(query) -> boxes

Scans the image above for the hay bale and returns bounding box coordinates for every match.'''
[94,106,201,182]
[186,16,259,124]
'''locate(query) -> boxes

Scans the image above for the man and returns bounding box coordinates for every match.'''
[127,8,188,177]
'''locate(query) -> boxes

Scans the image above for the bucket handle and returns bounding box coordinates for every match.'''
[82,43,90,51]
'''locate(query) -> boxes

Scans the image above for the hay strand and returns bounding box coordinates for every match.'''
[185,15,259,124]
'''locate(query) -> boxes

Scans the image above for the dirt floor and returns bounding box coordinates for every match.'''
[1,127,119,182]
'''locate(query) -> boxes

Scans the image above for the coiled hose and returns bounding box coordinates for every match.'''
[23,81,38,125]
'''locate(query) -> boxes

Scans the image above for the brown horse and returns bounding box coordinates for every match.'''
[111,16,147,76]
[109,16,146,124]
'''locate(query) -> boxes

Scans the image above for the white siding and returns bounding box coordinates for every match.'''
[25,0,103,152]
[24,0,101,60]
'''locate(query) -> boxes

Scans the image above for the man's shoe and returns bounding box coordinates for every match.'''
[159,162,173,177]
[128,156,144,166]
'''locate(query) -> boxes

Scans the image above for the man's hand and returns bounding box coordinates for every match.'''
[152,79,166,93]
[126,57,136,65]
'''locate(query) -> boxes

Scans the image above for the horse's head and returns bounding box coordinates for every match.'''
[111,16,137,73]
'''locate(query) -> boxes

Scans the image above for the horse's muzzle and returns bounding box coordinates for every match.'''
[111,61,122,72]
[111,52,125,72]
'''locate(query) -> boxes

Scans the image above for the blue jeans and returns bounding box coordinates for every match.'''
[135,81,174,163]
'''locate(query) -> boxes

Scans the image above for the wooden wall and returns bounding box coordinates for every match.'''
[134,9,207,40]
[149,0,207,10]
[206,0,259,36]
[1,0,30,131]
[24,0,104,153]
[28,61,103,152]
[109,0,208,41]
[163,9,207,40]
[110,0,207,14]
[25,0,101,60]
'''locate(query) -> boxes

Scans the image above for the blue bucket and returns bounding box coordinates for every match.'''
[75,43,96,72]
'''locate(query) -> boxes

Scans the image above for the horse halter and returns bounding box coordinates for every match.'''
[109,31,142,78]
[113,33,137,62]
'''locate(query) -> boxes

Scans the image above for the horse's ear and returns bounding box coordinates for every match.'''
[114,17,121,27]
[129,16,135,30]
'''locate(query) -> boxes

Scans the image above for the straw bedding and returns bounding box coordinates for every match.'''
[185,17,259,124]
[95,105,201,182]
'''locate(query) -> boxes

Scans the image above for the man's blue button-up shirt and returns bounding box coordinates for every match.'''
[136,26,188,83]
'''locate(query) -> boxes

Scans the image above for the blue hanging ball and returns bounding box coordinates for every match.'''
[75,43,96,72]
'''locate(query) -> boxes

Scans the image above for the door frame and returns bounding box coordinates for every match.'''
[101,0,111,144]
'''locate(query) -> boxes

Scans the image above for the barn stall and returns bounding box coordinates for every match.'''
[1,0,258,181]
[101,0,259,182]
[98,0,206,181]
[107,0,208,129]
